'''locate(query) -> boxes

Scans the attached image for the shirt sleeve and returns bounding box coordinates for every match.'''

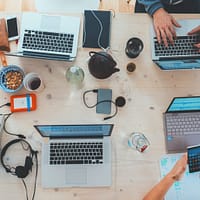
[137,0,164,16]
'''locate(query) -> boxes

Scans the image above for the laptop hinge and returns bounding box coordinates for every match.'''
[22,51,73,61]
[49,136,104,139]
[159,56,200,61]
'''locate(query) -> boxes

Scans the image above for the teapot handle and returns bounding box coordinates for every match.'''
[89,51,97,57]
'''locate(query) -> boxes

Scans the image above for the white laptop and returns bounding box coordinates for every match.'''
[34,124,113,188]
[18,12,80,61]
[150,19,200,70]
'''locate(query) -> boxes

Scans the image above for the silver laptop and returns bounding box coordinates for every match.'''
[34,124,113,188]
[151,19,200,70]
[35,0,99,13]
[18,12,80,61]
[163,96,200,153]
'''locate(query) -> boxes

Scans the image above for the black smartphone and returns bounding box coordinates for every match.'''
[96,89,112,114]
[187,145,200,173]
[6,16,19,41]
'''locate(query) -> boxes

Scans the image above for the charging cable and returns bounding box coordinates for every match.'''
[82,89,118,120]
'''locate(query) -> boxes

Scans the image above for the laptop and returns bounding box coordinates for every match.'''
[151,19,200,70]
[35,0,99,13]
[163,96,200,153]
[18,12,80,61]
[34,124,113,188]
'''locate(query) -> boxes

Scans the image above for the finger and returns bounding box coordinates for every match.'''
[194,43,200,48]
[188,25,200,35]
[169,26,177,39]
[155,28,162,44]
[160,29,168,47]
[171,17,181,28]
[165,28,174,45]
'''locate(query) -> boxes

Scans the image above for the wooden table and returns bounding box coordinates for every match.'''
[0,11,200,200]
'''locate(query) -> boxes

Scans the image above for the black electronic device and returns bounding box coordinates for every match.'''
[6,16,19,41]
[187,145,200,173]
[83,10,111,49]
[96,88,112,114]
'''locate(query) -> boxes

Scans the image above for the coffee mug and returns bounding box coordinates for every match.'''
[23,72,44,92]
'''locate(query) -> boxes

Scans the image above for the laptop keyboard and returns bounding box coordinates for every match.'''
[22,29,74,54]
[49,141,103,165]
[154,35,200,57]
[165,113,200,136]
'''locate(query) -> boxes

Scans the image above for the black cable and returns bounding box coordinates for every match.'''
[21,179,29,200]
[0,102,11,108]
[32,152,38,200]
[3,113,26,139]
[83,89,118,120]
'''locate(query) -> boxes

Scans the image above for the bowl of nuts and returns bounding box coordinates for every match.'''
[0,65,25,93]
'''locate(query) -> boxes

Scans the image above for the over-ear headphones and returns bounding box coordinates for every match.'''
[0,139,37,179]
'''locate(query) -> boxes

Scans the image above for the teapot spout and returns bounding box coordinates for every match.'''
[113,68,120,73]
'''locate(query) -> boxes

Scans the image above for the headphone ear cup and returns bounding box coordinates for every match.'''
[24,156,33,172]
[15,156,33,178]
[15,166,28,178]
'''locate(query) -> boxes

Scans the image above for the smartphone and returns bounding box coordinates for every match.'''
[6,16,19,41]
[96,89,112,114]
[187,144,200,173]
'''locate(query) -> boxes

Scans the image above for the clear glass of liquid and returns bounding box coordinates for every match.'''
[128,132,150,152]
[65,66,84,88]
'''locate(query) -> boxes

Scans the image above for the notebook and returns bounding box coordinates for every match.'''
[18,12,80,61]
[82,10,111,49]
[151,19,200,70]
[34,124,113,188]
[163,96,200,153]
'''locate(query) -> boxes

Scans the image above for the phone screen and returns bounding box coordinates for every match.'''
[7,18,18,39]
[188,145,200,173]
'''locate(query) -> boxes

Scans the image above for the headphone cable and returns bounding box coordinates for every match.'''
[3,113,26,139]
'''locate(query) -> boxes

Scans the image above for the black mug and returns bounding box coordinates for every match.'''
[125,37,144,58]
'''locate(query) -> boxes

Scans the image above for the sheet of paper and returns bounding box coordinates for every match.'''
[160,154,200,200]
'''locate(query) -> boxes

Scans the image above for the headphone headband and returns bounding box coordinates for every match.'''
[1,139,36,176]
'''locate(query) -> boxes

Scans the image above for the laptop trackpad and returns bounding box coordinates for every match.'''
[66,167,87,184]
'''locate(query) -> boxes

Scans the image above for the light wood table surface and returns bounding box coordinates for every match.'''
[0,3,200,200]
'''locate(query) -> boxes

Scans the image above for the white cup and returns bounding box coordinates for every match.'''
[23,72,45,92]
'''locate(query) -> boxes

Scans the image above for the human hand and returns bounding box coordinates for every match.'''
[188,26,200,49]
[153,8,181,47]
[168,153,187,181]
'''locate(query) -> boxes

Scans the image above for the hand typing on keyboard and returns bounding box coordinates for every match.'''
[153,8,181,47]
[188,26,200,51]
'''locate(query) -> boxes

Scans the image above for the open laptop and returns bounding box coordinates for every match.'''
[34,124,113,188]
[163,96,200,153]
[35,0,99,13]
[18,12,80,61]
[151,19,200,70]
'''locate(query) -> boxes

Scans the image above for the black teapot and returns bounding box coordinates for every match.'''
[88,51,120,79]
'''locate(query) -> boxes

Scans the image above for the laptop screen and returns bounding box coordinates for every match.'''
[34,124,113,138]
[167,97,200,112]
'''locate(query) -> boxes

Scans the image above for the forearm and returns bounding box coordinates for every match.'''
[137,0,163,15]
[143,173,175,200]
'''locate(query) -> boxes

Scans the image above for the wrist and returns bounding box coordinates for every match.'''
[152,8,166,18]
[166,172,180,182]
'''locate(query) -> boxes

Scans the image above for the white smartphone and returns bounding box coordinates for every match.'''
[6,16,19,41]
